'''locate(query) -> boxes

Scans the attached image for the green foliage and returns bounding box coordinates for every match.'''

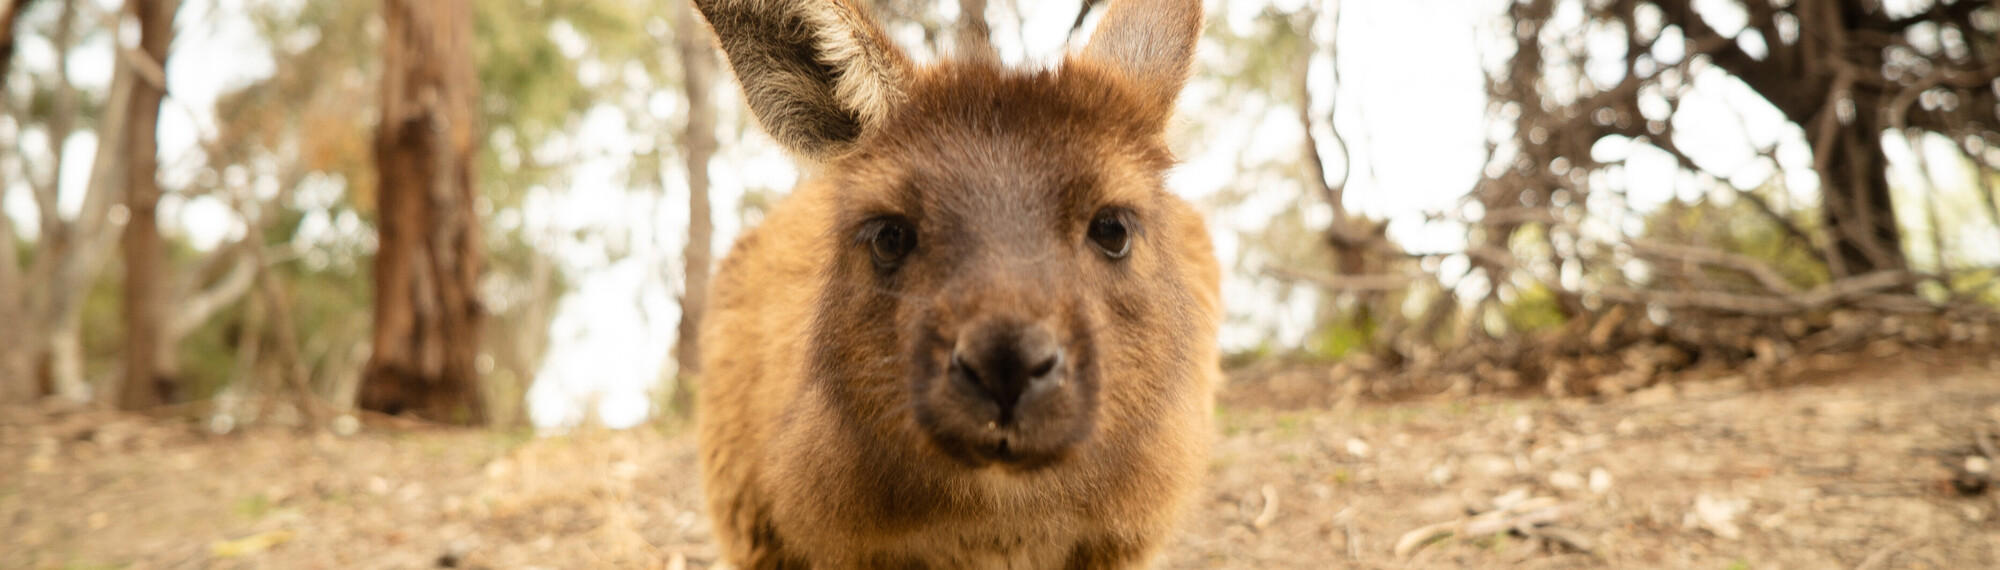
[1500,281,1567,333]
[475,0,646,145]
[1641,193,1832,292]
[1949,268,2000,306]
[1220,342,1277,370]
[1307,313,1376,361]
[232,493,274,520]
[1201,5,1315,105]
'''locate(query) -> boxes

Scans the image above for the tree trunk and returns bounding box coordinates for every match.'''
[0,201,27,403]
[0,0,37,90]
[118,0,178,410]
[668,0,716,416]
[1816,110,1907,277]
[5,0,119,405]
[360,0,486,425]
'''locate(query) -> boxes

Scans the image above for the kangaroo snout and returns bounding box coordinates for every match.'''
[949,318,1065,425]
[918,310,1098,469]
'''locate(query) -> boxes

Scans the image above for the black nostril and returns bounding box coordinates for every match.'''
[1027,351,1060,380]
[950,352,978,383]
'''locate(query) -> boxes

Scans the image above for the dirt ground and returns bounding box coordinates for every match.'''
[5,350,2000,569]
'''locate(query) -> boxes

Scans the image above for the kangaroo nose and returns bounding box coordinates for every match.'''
[950,321,1064,424]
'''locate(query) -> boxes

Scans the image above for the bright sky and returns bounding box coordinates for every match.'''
[5,0,1995,429]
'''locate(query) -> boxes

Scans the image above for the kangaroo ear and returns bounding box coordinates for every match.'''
[694,0,912,161]
[1080,0,1203,113]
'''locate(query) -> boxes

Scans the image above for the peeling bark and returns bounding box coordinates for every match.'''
[360,0,486,424]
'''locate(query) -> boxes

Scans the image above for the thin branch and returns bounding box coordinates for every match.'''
[1857,0,1987,33]
[1735,187,1823,255]
[1298,1,1348,221]
[31,0,76,237]
[166,241,259,339]
[120,44,166,88]
[1627,238,1803,296]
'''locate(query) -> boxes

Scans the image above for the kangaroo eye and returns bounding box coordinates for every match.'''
[1087,209,1132,259]
[868,218,918,268]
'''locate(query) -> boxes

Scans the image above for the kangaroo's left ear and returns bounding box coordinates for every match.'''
[1078,0,1204,114]
[694,0,913,161]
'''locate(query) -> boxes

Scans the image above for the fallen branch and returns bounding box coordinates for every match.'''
[1393,496,1576,559]
[1598,271,1920,316]
[1628,239,1802,296]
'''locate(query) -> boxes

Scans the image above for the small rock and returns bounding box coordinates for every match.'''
[674,510,699,531]
[1588,468,1614,494]
[1427,464,1454,486]
[1966,456,1992,476]
[208,413,237,435]
[1687,494,1749,540]
[1513,415,1535,434]
[1344,438,1371,458]
[332,414,361,436]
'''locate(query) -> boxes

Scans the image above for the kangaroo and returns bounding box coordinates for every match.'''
[692,0,1220,567]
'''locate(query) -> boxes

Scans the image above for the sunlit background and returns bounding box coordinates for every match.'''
[9,0,2000,568]
[4,0,1997,429]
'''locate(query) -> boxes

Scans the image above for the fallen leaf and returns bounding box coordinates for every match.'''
[210,529,295,558]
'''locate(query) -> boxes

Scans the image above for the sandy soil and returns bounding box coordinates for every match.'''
[5,350,1999,569]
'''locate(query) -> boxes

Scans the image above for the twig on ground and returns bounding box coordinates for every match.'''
[1335,507,1361,560]
[1252,484,1280,530]
[1393,496,1576,559]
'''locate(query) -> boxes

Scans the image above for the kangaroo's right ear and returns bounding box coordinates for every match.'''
[693,0,912,161]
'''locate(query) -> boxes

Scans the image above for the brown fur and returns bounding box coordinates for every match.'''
[692,1,1218,568]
